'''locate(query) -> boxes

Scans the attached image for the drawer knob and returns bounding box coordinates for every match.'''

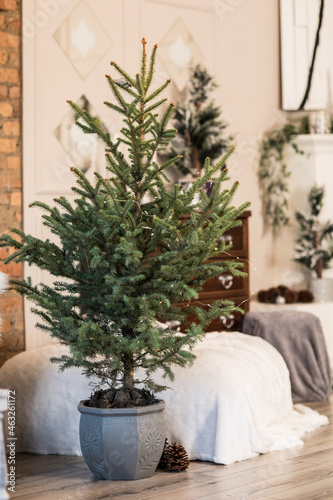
[218,234,233,246]
[218,274,234,289]
[219,314,235,329]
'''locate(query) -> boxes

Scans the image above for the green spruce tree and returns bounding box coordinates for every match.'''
[162,64,232,178]
[0,39,249,397]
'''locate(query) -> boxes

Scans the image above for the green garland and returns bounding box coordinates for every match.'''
[259,122,306,232]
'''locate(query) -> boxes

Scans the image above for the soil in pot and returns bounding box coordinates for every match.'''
[85,388,159,409]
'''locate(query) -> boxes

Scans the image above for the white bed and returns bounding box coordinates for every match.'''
[0,331,328,464]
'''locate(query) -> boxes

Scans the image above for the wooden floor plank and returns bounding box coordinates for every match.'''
[128,464,333,500]
[7,395,333,500]
[268,478,333,500]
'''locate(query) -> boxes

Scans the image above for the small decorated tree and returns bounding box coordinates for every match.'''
[294,185,333,278]
[0,39,249,404]
[162,64,232,178]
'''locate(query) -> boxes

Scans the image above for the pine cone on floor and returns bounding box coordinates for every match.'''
[158,439,189,472]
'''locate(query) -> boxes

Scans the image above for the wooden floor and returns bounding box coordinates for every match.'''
[8,397,333,500]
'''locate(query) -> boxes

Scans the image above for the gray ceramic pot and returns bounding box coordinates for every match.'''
[77,400,165,480]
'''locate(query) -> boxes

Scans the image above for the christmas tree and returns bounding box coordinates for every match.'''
[0,39,249,398]
[294,185,333,278]
[162,64,232,178]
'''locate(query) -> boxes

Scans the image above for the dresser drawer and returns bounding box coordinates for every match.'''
[174,296,249,333]
[206,309,244,332]
[200,259,248,299]
[217,212,249,258]
[170,211,251,334]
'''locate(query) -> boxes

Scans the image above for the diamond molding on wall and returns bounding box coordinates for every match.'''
[53,1,112,80]
[54,95,101,174]
[158,17,204,91]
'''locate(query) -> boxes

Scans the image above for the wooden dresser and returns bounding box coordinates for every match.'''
[176,210,251,332]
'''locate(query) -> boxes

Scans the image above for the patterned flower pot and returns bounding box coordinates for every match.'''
[77,400,165,480]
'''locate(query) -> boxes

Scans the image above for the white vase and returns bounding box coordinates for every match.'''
[309,278,333,302]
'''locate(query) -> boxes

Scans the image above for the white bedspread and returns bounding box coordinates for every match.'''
[0,331,328,464]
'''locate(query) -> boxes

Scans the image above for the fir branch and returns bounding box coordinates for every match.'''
[142,155,181,187]
[140,37,147,86]
[110,60,138,89]
[105,152,132,185]
[145,43,158,91]
[144,79,171,104]
[126,116,144,178]
[135,73,144,97]
[105,75,128,111]
[74,121,96,134]
[134,98,168,121]
[159,102,175,132]
[67,100,113,148]
[70,167,101,209]
[141,104,176,175]
[97,175,123,217]
[103,101,127,116]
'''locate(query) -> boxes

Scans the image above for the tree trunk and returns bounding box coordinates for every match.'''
[314,230,323,279]
[192,144,202,177]
[122,353,135,391]
[316,259,323,279]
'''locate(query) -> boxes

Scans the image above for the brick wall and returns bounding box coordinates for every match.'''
[0,0,23,366]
